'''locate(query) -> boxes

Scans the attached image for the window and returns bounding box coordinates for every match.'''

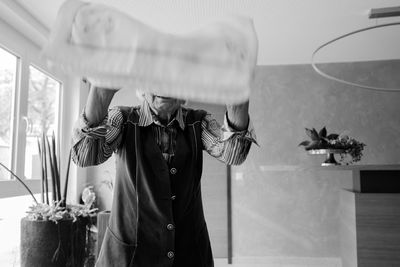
[25,66,61,180]
[0,45,62,198]
[0,46,17,181]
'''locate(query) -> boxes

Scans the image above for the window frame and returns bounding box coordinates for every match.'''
[0,43,63,198]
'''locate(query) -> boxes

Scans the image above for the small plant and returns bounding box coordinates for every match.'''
[0,132,97,222]
[26,197,97,223]
[299,127,366,164]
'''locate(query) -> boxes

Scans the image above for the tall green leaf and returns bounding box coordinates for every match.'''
[62,150,72,207]
[37,138,44,203]
[46,136,57,202]
[0,162,38,204]
[52,132,61,201]
[41,133,49,204]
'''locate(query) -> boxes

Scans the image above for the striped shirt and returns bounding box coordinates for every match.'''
[72,100,257,167]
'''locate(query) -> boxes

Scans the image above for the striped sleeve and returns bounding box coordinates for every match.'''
[71,107,125,167]
[201,113,257,165]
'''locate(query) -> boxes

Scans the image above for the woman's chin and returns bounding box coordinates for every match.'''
[153,102,180,114]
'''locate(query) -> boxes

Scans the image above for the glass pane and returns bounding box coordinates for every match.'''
[0,47,17,180]
[25,66,60,179]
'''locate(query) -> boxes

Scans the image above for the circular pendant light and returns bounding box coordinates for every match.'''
[311,22,400,92]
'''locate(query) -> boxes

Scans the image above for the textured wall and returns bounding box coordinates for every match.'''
[232,60,400,260]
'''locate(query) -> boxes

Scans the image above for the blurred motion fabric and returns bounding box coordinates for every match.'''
[42,0,258,104]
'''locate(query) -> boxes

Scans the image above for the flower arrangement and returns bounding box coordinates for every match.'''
[298,127,366,164]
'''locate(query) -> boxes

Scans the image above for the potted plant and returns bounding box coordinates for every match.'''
[299,127,366,165]
[0,132,97,267]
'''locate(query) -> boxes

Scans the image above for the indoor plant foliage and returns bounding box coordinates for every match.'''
[28,132,97,222]
[0,132,97,267]
[299,127,366,164]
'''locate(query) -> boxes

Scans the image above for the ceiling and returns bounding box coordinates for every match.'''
[1,0,400,65]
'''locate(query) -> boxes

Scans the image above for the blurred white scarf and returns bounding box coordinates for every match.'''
[42,0,258,104]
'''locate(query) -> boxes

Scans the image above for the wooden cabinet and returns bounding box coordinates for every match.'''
[340,168,400,267]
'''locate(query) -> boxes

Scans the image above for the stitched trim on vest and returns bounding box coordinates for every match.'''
[122,108,139,266]
[134,123,139,250]
[187,120,202,162]
[192,124,197,162]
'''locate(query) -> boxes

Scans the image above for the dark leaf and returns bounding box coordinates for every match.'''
[41,133,49,205]
[46,136,57,202]
[51,132,61,201]
[310,128,320,141]
[319,127,327,138]
[0,162,38,204]
[298,141,310,147]
[61,150,72,208]
[38,138,45,203]
[305,128,320,141]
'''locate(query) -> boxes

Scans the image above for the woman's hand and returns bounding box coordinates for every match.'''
[226,100,249,131]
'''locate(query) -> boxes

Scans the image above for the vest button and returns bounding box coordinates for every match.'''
[167,223,175,231]
[170,168,177,174]
[167,251,175,259]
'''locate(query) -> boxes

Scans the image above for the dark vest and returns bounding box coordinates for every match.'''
[96,106,214,267]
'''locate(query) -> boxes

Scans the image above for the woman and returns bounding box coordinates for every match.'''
[72,84,256,266]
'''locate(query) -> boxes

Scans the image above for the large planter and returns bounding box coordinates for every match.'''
[20,217,88,267]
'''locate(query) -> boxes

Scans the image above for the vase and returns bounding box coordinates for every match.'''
[308,149,346,166]
[20,217,88,267]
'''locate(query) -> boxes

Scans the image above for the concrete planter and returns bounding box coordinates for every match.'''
[20,217,88,267]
